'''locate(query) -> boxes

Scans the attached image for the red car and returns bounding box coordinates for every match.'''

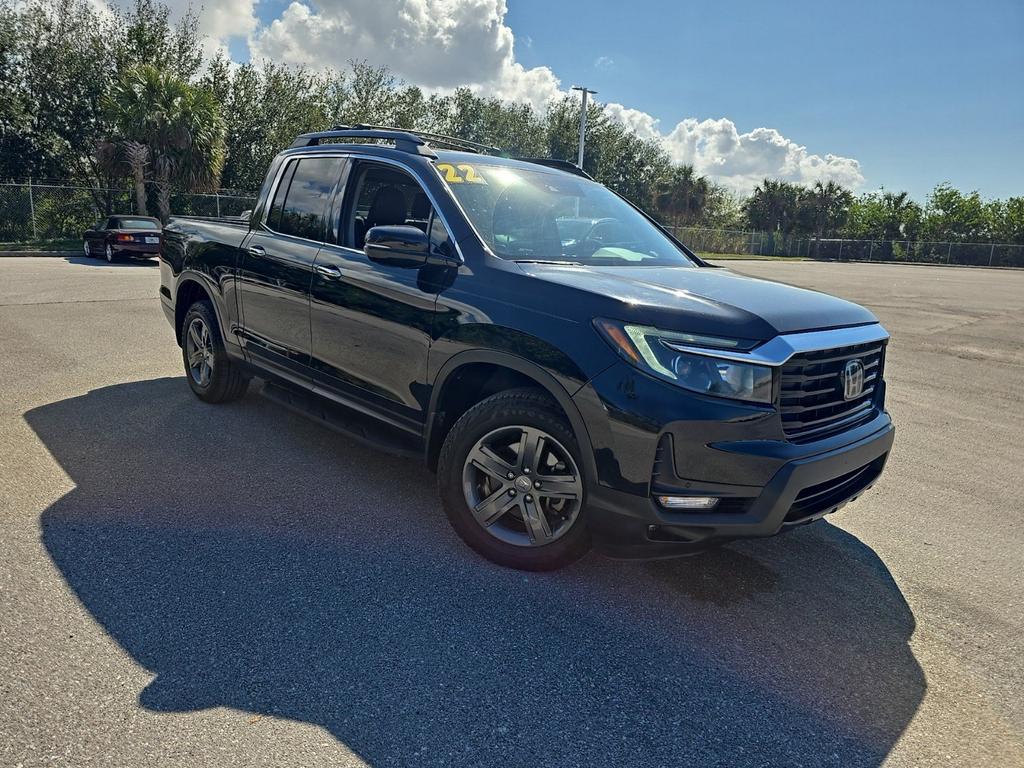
[83,216,163,262]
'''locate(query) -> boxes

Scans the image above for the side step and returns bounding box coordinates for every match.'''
[258,378,423,459]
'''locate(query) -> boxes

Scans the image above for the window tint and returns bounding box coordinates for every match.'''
[273,157,343,241]
[115,218,160,230]
[266,160,297,232]
[346,163,433,249]
[428,212,453,256]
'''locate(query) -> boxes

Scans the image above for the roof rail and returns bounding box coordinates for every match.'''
[289,126,438,157]
[515,157,594,180]
[350,124,507,156]
[290,126,595,181]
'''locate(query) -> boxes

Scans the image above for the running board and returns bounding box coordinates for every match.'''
[258,379,423,459]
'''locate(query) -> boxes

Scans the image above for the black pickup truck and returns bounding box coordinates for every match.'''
[160,126,894,570]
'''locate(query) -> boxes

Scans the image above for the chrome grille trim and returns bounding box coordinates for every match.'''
[662,323,889,367]
[779,340,886,442]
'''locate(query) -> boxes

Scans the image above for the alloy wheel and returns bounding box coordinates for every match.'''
[105,245,114,263]
[185,317,214,387]
[462,425,583,547]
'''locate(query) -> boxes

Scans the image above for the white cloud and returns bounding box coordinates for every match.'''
[97,0,865,192]
[603,105,864,193]
[594,55,614,70]
[249,0,561,108]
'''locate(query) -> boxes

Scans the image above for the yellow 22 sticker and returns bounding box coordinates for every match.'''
[436,163,487,184]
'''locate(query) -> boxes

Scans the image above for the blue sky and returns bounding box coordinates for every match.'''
[217,0,1022,200]
[506,0,1023,200]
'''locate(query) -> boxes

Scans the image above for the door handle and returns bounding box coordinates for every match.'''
[315,264,342,279]
[248,245,266,257]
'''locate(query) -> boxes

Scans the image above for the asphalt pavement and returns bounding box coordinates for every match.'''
[1,256,1022,767]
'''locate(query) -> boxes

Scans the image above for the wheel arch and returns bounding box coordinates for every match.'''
[424,350,596,480]
[173,276,223,347]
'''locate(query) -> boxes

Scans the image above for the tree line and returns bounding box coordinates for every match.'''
[1,0,1020,244]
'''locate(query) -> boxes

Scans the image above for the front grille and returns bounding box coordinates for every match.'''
[779,340,885,443]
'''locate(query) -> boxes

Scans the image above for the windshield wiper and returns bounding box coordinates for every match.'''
[513,259,584,266]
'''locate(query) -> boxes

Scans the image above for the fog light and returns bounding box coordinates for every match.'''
[656,495,719,510]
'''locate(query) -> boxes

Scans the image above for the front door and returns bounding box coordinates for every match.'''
[309,160,455,433]
[237,155,345,381]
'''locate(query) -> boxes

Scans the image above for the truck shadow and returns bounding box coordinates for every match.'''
[28,378,924,767]
[62,255,158,267]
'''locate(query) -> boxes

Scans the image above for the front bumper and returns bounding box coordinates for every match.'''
[573,361,895,558]
[586,421,893,558]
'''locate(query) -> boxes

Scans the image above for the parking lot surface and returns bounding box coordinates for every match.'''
[1,256,1022,767]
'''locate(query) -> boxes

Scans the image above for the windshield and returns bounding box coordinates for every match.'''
[435,161,696,267]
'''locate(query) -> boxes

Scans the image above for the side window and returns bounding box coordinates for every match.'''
[105,218,118,229]
[278,157,344,240]
[266,160,296,232]
[345,163,433,249]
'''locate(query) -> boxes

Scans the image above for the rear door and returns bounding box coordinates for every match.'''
[309,159,454,431]
[236,155,346,382]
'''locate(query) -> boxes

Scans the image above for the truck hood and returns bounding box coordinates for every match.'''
[515,263,878,340]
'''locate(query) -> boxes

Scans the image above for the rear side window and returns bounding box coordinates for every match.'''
[266,161,296,231]
[267,157,344,241]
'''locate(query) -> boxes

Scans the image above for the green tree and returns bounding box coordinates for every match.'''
[847,190,922,241]
[423,87,545,155]
[700,183,746,229]
[984,197,1024,244]
[212,61,329,191]
[745,179,803,234]
[655,165,710,228]
[804,180,853,253]
[115,0,202,81]
[0,0,203,215]
[0,0,118,183]
[104,64,225,220]
[921,183,987,242]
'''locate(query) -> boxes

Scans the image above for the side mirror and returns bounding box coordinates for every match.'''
[364,225,429,268]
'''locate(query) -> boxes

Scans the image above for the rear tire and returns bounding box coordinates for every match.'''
[181,300,249,403]
[437,388,591,571]
[105,244,116,263]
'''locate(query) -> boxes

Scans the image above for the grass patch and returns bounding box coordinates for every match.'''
[702,252,808,261]
[0,238,81,252]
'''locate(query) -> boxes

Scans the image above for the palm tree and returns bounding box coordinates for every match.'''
[879,191,917,240]
[656,165,710,229]
[747,179,801,233]
[103,64,226,221]
[808,180,853,255]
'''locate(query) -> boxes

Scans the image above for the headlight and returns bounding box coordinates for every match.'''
[594,319,774,404]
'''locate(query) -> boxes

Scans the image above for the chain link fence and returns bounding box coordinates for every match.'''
[669,226,1024,268]
[0,182,257,243]
[3,182,1022,267]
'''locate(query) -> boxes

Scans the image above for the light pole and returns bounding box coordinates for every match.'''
[571,85,597,168]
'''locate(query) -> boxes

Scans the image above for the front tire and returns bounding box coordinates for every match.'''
[437,388,591,571]
[181,300,249,403]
